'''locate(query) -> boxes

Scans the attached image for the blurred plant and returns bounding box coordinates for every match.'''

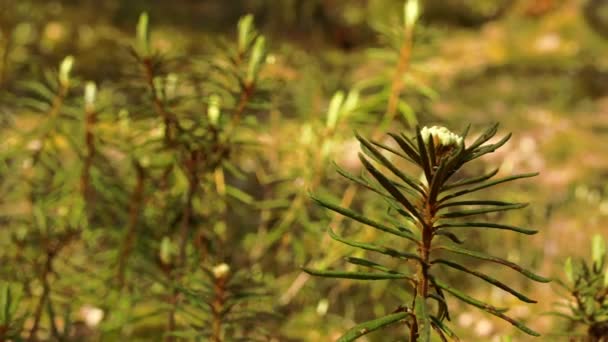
[166,262,278,341]
[305,124,549,340]
[0,11,280,340]
[0,282,26,341]
[551,234,608,341]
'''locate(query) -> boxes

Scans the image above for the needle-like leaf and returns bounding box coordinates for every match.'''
[435,222,538,235]
[302,268,411,280]
[439,173,538,203]
[357,133,425,195]
[336,312,411,342]
[432,259,537,303]
[311,195,418,243]
[327,228,423,263]
[359,154,423,223]
[440,246,550,282]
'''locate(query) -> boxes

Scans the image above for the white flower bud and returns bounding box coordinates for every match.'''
[421,126,463,148]
[212,263,230,279]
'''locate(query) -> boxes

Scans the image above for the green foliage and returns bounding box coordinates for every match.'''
[0,11,280,341]
[551,234,608,341]
[0,282,26,341]
[305,124,549,340]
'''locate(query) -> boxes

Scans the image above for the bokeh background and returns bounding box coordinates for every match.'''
[1,0,607,341]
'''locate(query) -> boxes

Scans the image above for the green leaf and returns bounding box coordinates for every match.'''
[432,259,537,303]
[435,230,463,244]
[429,315,459,341]
[136,12,150,56]
[357,134,424,195]
[359,154,423,223]
[434,279,542,336]
[433,278,507,313]
[327,91,345,129]
[327,227,423,263]
[415,126,433,183]
[440,246,550,283]
[336,312,410,342]
[337,160,417,199]
[370,140,410,161]
[465,123,499,152]
[439,203,528,218]
[427,293,448,321]
[592,234,606,269]
[464,133,511,162]
[442,168,499,191]
[437,200,523,210]
[311,195,418,243]
[246,36,266,84]
[414,296,431,342]
[344,256,404,274]
[237,14,254,52]
[302,268,411,280]
[225,185,254,204]
[439,173,538,203]
[436,222,537,235]
[388,132,421,165]
[564,257,574,284]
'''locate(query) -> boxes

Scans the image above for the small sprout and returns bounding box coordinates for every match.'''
[84,81,97,109]
[136,12,150,56]
[237,14,254,52]
[59,55,74,87]
[246,36,266,85]
[326,91,345,130]
[316,298,329,316]
[159,236,173,265]
[342,89,360,116]
[207,94,221,125]
[404,0,420,30]
[212,263,230,279]
[564,257,574,283]
[591,234,605,269]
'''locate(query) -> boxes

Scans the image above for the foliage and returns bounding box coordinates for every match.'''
[0,0,607,341]
[0,11,278,341]
[305,124,550,340]
[551,234,608,341]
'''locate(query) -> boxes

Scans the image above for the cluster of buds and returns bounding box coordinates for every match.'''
[420,126,463,148]
[420,126,463,164]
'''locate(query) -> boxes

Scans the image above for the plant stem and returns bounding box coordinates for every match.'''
[117,161,145,287]
[81,100,97,212]
[380,25,414,132]
[28,250,54,341]
[211,275,227,342]
[142,57,175,145]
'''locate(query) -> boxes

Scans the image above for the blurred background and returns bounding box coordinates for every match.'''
[0,0,607,341]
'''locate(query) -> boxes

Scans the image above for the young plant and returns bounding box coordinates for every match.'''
[305,124,550,341]
[552,234,608,341]
[0,282,26,341]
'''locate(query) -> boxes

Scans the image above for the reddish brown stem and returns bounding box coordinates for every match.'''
[28,250,54,341]
[211,275,228,342]
[379,27,414,134]
[142,58,175,145]
[117,162,146,287]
